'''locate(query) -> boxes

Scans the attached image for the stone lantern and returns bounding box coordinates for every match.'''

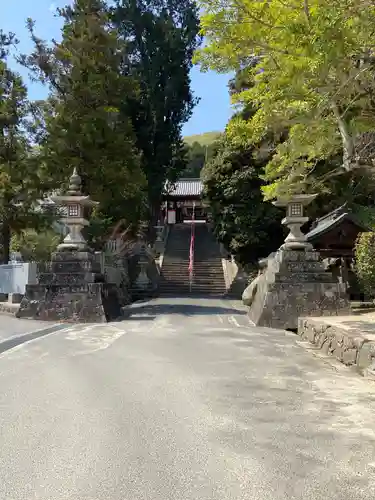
[51,168,99,251]
[16,167,122,323]
[273,194,317,250]
[242,192,350,329]
[135,244,151,289]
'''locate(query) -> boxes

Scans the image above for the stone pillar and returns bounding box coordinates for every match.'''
[16,168,122,323]
[242,194,350,330]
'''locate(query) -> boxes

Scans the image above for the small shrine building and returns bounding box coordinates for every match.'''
[306,203,372,298]
[162,178,206,223]
[306,204,371,259]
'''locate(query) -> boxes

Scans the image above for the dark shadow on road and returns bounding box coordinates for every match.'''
[123,303,247,317]
[121,315,157,321]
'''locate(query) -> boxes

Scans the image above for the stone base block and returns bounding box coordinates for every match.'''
[248,280,350,330]
[16,282,122,323]
[244,249,350,330]
[298,316,375,375]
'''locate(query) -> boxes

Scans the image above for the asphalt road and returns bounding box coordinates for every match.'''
[0,315,57,343]
[0,298,375,500]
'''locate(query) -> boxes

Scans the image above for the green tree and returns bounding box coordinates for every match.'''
[182,140,218,178]
[202,136,284,266]
[0,31,50,263]
[112,0,201,219]
[226,65,375,226]
[196,0,375,199]
[23,0,146,228]
[11,229,61,262]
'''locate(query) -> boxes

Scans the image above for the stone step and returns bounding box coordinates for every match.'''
[191,282,226,286]
[160,277,225,282]
[160,272,225,283]
[161,274,224,278]
[159,285,226,291]
[157,292,226,296]
[160,285,226,290]
[161,268,222,272]
[161,271,225,276]
[161,223,225,295]
[162,271,223,275]
[163,262,222,266]
[159,288,226,291]
[38,272,100,285]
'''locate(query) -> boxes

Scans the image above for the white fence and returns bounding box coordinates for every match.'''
[0,263,38,295]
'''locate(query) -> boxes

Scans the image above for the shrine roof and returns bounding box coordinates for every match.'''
[164,178,203,198]
[306,204,371,241]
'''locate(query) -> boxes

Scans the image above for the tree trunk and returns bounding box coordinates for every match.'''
[331,100,355,171]
[1,221,11,264]
[148,199,162,243]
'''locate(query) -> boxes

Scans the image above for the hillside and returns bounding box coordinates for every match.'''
[184,131,222,146]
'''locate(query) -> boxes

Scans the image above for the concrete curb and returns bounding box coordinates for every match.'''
[298,317,375,378]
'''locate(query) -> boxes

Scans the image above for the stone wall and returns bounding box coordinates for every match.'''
[221,257,251,299]
[221,256,238,290]
[101,253,130,306]
[298,316,375,377]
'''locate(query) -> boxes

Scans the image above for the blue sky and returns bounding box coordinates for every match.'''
[2,0,233,136]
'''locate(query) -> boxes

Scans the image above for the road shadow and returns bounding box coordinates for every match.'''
[123,302,247,318]
[113,314,157,322]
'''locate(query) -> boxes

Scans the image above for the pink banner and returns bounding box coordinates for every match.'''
[189,204,195,283]
[188,232,194,277]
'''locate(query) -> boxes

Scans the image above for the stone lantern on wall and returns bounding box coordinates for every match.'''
[17,167,122,323]
[273,194,317,250]
[242,192,350,330]
[51,168,99,251]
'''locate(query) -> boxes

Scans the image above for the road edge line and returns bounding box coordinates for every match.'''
[0,324,70,355]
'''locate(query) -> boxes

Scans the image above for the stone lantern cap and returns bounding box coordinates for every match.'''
[50,167,99,210]
[272,194,317,217]
[273,193,318,250]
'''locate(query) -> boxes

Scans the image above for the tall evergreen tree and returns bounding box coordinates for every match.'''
[112,0,201,220]
[0,31,48,263]
[24,0,145,225]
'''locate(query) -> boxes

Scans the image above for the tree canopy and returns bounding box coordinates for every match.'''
[196,0,375,199]
[16,0,201,236]
[23,0,146,226]
[199,63,375,266]
[181,139,218,178]
[202,135,284,265]
[113,0,201,217]
[1,0,200,258]
[0,31,51,263]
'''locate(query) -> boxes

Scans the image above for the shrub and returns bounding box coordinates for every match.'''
[11,229,61,262]
[354,232,375,296]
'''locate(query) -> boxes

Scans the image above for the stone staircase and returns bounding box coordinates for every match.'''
[158,223,226,297]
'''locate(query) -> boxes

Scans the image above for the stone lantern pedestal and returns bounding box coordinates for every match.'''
[243,194,350,330]
[16,169,122,323]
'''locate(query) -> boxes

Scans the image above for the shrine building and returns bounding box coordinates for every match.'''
[162,178,207,223]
